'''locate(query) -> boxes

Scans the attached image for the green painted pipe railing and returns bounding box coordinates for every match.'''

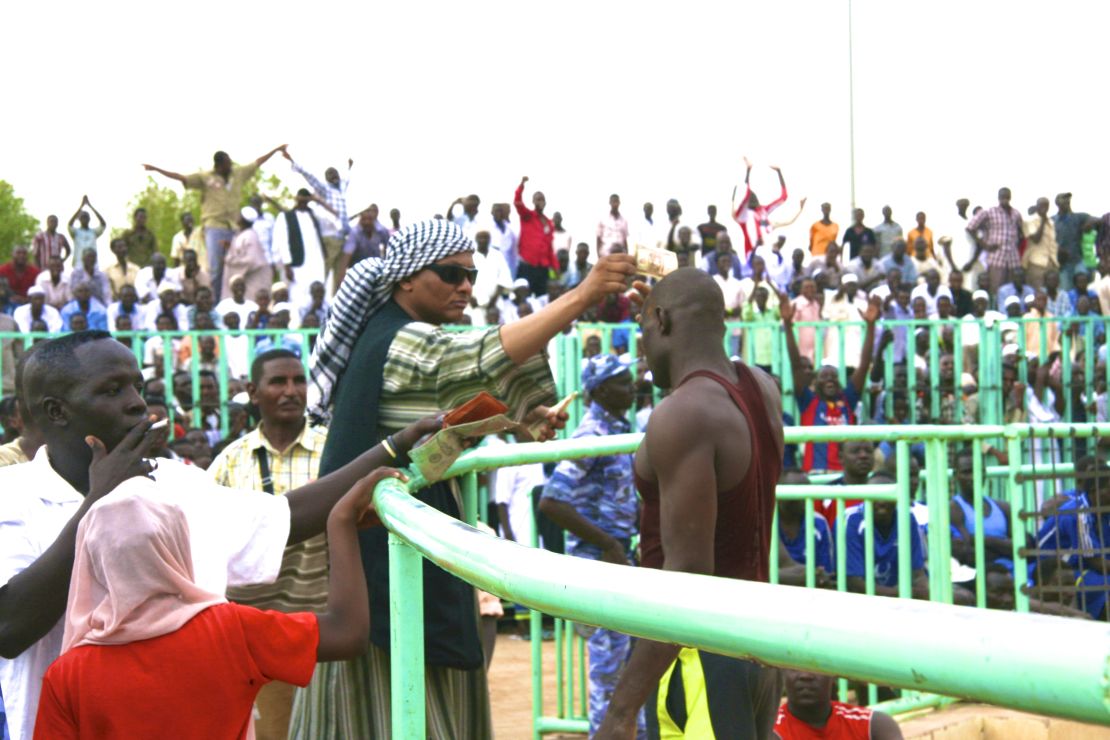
[4,314,1105,440]
[375,424,1110,737]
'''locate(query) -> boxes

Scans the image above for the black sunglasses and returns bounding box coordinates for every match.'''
[424,264,478,286]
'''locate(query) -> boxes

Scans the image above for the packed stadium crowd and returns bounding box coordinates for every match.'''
[2,148,1110,739]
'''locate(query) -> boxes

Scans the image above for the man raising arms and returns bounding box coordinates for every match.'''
[597,268,784,739]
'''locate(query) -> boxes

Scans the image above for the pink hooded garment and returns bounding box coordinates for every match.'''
[61,478,226,653]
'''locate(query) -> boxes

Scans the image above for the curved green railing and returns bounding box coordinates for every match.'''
[374,423,1110,738]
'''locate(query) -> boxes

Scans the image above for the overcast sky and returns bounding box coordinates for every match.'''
[3,0,1106,252]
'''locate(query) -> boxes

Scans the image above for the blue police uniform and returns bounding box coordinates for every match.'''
[542,353,644,737]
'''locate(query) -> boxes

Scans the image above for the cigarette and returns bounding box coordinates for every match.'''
[150,419,169,431]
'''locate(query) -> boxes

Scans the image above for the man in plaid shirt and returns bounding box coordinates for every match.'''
[967,187,1023,292]
[284,148,352,294]
[208,347,328,740]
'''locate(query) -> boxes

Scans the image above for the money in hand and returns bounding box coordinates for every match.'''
[635,243,678,279]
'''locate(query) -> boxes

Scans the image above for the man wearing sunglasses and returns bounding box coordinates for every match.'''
[296,220,637,739]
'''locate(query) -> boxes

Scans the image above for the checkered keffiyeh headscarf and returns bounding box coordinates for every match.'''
[307,219,474,421]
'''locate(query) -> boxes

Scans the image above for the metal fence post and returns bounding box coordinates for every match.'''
[389,532,426,738]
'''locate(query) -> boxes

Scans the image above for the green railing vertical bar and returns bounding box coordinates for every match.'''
[161,334,176,437]
[578,633,587,722]
[189,333,201,428]
[928,323,941,421]
[528,487,544,740]
[626,328,639,429]
[972,443,987,609]
[563,619,574,716]
[863,502,875,597]
[216,333,230,438]
[804,498,816,590]
[462,472,478,527]
[1006,433,1030,613]
[769,505,781,584]
[953,321,964,425]
[896,441,911,600]
[388,531,426,738]
[554,618,564,718]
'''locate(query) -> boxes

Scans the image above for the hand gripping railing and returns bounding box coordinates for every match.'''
[372,426,1110,738]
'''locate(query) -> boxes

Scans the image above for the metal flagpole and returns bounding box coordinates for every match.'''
[848,0,857,210]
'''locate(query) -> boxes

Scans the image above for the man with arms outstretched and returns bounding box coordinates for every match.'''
[144,145,286,301]
[597,268,785,739]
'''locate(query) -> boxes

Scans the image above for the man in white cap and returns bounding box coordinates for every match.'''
[499,277,539,323]
[12,287,62,334]
[822,272,868,364]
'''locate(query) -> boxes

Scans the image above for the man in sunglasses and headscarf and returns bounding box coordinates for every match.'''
[294,219,637,739]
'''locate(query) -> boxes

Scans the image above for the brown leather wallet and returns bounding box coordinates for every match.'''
[441,391,508,428]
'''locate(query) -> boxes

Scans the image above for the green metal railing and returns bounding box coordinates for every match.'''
[3,315,1104,440]
[372,424,1110,738]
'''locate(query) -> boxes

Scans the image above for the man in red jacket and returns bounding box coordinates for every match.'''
[513,175,557,295]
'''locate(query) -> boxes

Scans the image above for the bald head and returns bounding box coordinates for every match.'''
[649,267,725,323]
[641,268,727,388]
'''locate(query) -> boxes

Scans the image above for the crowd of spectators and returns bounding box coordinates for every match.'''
[4,155,1110,740]
[3,166,1110,597]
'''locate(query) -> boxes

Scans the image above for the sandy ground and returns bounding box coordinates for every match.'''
[488,633,586,740]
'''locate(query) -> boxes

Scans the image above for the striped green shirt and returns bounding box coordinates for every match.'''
[378,323,557,434]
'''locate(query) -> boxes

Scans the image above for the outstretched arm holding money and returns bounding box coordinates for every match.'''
[499,253,636,364]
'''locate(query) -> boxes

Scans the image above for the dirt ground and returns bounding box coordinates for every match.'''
[488,633,586,740]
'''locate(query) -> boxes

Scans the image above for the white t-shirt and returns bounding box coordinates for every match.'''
[488,439,546,546]
[0,449,290,740]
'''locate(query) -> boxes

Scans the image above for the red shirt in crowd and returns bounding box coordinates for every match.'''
[34,603,319,740]
[513,183,557,269]
[0,262,40,299]
[774,701,873,739]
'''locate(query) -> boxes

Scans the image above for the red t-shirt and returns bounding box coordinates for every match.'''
[513,184,557,269]
[0,262,40,298]
[774,701,873,739]
[34,603,319,739]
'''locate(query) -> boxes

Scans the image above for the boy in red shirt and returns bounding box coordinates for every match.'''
[35,467,404,739]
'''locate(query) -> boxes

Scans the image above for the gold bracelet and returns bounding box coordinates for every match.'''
[382,435,398,459]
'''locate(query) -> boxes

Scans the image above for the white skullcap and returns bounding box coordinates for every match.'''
[240,206,259,223]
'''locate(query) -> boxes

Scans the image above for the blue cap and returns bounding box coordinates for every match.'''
[581,354,633,392]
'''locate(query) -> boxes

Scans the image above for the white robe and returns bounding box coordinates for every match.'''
[272,209,328,307]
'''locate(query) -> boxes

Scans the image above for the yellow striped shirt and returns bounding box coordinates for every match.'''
[209,422,329,612]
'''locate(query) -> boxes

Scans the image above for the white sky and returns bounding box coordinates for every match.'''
[3,0,1107,252]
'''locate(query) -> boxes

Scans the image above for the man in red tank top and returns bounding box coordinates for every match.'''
[774,670,904,739]
[596,268,785,740]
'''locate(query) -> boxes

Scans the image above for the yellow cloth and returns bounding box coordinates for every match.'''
[184,162,259,230]
[809,221,839,256]
[106,262,140,300]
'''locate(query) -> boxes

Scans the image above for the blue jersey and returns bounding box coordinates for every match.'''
[1036,492,1110,619]
[780,514,835,573]
[798,384,860,471]
[839,504,925,588]
[541,402,638,560]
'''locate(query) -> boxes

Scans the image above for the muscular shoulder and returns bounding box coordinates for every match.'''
[647,379,748,459]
